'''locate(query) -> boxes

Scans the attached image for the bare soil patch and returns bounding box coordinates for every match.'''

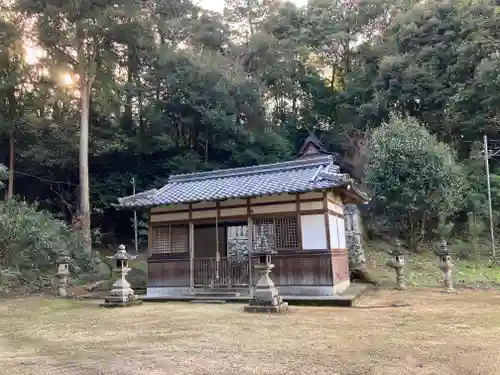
[1,289,499,375]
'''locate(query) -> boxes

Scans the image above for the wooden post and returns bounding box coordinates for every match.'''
[247,217,253,296]
[189,222,194,291]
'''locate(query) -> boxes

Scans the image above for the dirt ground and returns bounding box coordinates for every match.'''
[1,289,500,375]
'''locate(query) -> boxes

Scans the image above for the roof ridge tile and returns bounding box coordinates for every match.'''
[168,154,334,183]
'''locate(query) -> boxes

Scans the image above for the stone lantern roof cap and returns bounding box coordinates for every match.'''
[56,255,71,264]
[389,239,406,256]
[107,245,138,261]
[436,239,450,256]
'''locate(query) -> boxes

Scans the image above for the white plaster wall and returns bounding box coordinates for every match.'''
[329,214,339,249]
[300,214,327,250]
[337,216,346,249]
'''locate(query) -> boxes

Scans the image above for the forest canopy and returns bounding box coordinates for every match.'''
[1,0,500,250]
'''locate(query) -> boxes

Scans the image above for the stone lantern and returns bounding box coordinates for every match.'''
[55,254,71,297]
[244,235,288,314]
[387,239,406,290]
[101,244,143,308]
[436,239,455,293]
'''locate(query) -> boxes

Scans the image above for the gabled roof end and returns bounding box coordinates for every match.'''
[296,134,331,158]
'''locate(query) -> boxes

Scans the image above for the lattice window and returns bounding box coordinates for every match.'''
[275,216,299,249]
[151,225,188,254]
[253,216,299,252]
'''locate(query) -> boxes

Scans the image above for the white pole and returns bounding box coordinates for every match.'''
[483,134,496,258]
[131,177,138,254]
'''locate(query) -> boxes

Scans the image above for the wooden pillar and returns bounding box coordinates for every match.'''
[323,191,331,250]
[215,201,220,283]
[189,222,194,291]
[324,191,335,287]
[247,217,253,296]
[296,193,303,250]
[147,210,153,257]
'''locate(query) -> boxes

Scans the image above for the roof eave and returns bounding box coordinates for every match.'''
[112,202,154,211]
[114,187,343,211]
[335,181,370,204]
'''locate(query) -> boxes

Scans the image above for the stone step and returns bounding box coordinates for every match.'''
[193,291,241,297]
[190,299,227,304]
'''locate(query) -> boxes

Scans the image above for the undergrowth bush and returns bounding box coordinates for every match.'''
[0,199,100,294]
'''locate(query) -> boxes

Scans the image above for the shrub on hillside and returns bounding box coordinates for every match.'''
[0,199,100,293]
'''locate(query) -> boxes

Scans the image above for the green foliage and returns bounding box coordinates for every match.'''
[0,199,99,292]
[365,113,468,245]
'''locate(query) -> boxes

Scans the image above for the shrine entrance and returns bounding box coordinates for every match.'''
[193,223,251,288]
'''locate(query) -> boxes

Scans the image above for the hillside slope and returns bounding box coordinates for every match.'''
[364,241,500,289]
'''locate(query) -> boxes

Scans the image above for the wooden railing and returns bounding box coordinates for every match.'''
[193,257,250,287]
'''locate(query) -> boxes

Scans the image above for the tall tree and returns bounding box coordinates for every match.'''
[17,0,145,252]
[0,17,25,199]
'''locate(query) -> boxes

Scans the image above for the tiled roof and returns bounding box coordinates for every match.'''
[116,154,369,209]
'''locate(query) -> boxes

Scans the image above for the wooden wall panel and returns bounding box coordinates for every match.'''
[151,204,190,213]
[220,207,247,217]
[148,260,190,287]
[332,250,349,283]
[300,200,323,211]
[251,203,297,215]
[192,209,217,219]
[220,198,247,207]
[192,201,216,209]
[150,212,189,223]
[250,194,294,204]
[299,192,323,200]
[251,252,333,286]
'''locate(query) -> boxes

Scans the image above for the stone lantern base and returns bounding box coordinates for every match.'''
[100,288,143,308]
[100,298,143,308]
[244,262,289,314]
[244,299,289,314]
[100,266,143,308]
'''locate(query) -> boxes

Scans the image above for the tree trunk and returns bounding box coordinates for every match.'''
[80,79,92,253]
[138,88,145,153]
[7,131,14,199]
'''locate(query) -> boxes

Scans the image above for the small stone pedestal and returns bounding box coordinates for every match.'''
[56,255,71,298]
[436,240,455,293]
[244,253,288,314]
[387,239,406,290]
[100,245,143,308]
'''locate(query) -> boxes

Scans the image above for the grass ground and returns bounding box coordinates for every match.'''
[364,241,500,288]
[1,289,500,375]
